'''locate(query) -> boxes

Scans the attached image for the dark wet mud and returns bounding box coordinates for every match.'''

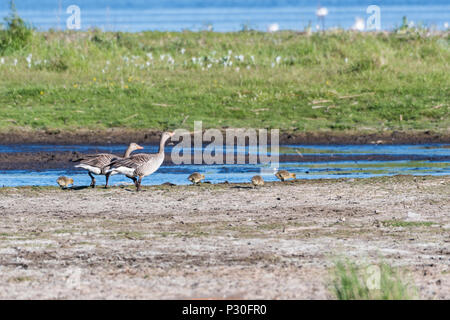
[1,129,449,145]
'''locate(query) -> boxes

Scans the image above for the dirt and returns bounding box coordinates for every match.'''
[1,128,449,145]
[0,175,448,299]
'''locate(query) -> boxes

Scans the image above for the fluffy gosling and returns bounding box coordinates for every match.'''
[56,176,74,189]
[275,170,296,181]
[251,175,264,187]
[188,172,205,185]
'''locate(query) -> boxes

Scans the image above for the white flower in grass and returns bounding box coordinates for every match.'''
[228,50,232,55]
[13,58,17,66]
[146,61,151,66]
[235,67,240,72]
[122,56,129,63]
[352,17,365,31]
[276,56,282,64]
[26,54,32,68]
[0,57,4,64]
[267,23,279,33]
[160,54,166,61]
[146,53,153,60]
[246,65,251,70]
[271,62,275,68]
[250,55,255,63]
[106,60,110,65]
[181,48,186,54]
[207,64,212,69]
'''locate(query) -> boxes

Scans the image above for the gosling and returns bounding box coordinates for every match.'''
[188,172,205,185]
[275,170,296,181]
[251,175,264,187]
[56,176,74,189]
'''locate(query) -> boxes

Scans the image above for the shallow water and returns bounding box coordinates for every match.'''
[0,144,449,187]
[1,1,449,31]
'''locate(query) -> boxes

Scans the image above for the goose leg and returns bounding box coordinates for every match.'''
[89,172,96,188]
[105,172,111,189]
[136,177,142,192]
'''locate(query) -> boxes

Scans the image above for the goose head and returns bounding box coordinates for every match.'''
[128,142,144,152]
[124,142,144,157]
[161,131,174,144]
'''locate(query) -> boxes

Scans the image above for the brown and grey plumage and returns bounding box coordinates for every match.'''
[275,170,296,181]
[107,132,174,191]
[56,176,74,189]
[251,175,264,187]
[188,172,205,185]
[74,142,143,188]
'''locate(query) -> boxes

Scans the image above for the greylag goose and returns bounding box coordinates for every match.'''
[251,175,264,187]
[56,176,74,189]
[74,143,143,188]
[188,172,205,185]
[275,170,296,181]
[107,132,173,191]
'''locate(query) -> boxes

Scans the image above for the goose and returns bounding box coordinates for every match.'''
[74,143,143,188]
[251,175,264,187]
[275,170,296,181]
[107,132,174,191]
[56,176,74,189]
[188,172,205,185]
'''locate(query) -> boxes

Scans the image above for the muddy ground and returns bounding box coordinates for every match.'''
[0,175,448,299]
[1,128,449,145]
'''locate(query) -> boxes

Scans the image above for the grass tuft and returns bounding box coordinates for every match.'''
[331,259,417,300]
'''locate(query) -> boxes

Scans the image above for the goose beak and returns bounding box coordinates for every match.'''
[137,144,144,150]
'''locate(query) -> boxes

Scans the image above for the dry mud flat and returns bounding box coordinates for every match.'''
[0,175,449,299]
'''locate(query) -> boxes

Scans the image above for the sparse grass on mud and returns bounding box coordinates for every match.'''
[0,28,448,134]
[331,260,417,300]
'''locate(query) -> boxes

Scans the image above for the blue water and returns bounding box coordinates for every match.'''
[1,0,449,31]
[0,144,448,187]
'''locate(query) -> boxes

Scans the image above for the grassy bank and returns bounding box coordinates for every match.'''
[0,27,449,133]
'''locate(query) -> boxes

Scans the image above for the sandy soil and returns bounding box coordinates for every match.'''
[0,175,448,300]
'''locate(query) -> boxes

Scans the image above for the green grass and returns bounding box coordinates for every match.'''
[331,259,416,300]
[0,28,448,133]
[381,220,435,227]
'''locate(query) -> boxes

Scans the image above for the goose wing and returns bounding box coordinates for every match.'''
[110,153,155,169]
[75,153,116,169]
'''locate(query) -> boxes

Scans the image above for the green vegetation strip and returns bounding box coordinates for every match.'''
[381,220,435,227]
[0,11,448,133]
